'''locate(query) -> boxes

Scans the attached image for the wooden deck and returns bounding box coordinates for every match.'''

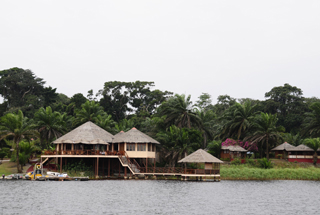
[41,151,221,181]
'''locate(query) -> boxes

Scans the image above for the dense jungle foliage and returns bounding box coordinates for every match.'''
[1,68,320,171]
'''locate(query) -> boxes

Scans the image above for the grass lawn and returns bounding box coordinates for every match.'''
[0,161,18,175]
[221,159,320,180]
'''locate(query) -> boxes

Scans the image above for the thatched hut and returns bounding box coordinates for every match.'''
[286,144,320,163]
[113,127,159,158]
[178,149,223,175]
[271,142,296,159]
[53,121,114,154]
[221,145,247,160]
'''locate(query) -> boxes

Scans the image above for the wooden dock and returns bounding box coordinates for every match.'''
[36,176,89,181]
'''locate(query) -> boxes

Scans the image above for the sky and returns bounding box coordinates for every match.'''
[1,0,319,104]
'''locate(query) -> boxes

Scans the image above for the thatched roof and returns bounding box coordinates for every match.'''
[178,149,223,163]
[221,145,247,152]
[286,144,314,152]
[271,142,296,151]
[52,121,113,145]
[112,128,160,144]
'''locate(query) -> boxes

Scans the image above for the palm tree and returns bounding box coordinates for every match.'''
[195,108,216,148]
[246,113,282,160]
[74,101,105,125]
[157,94,202,129]
[303,138,320,166]
[303,102,320,137]
[282,132,304,146]
[114,118,135,133]
[34,106,66,148]
[0,110,37,173]
[95,114,115,133]
[156,125,201,166]
[220,101,259,140]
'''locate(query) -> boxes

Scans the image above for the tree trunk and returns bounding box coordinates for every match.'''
[266,136,269,160]
[16,141,22,173]
[314,151,317,166]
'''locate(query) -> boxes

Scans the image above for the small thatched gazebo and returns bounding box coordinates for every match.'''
[178,149,223,175]
[271,142,296,159]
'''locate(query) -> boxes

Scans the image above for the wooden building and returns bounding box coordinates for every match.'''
[41,122,160,178]
[271,142,296,159]
[41,122,225,180]
[178,149,223,181]
[220,145,247,160]
[286,144,320,163]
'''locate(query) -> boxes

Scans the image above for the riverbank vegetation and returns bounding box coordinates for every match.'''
[1,67,320,173]
[221,159,320,180]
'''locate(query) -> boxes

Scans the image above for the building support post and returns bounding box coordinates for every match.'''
[102,158,105,177]
[108,159,110,177]
[154,158,156,173]
[60,157,62,173]
[118,161,120,177]
[146,157,148,173]
[96,157,99,178]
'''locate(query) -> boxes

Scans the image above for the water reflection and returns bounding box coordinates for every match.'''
[0,180,319,215]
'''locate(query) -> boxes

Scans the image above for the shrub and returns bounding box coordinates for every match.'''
[277,154,282,159]
[245,158,256,166]
[220,158,230,162]
[257,158,273,169]
[231,158,241,165]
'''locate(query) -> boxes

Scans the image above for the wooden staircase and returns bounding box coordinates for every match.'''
[118,153,141,174]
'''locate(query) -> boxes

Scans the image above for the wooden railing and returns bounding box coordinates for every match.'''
[43,150,125,156]
[139,167,220,175]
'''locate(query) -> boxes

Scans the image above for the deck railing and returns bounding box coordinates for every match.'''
[43,150,125,156]
[139,167,220,175]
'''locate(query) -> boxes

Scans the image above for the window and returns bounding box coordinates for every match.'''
[127,144,135,151]
[137,144,146,151]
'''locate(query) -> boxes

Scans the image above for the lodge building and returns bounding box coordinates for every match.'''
[41,121,223,180]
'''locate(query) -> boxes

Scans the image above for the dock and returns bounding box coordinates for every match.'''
[36,176,89,181]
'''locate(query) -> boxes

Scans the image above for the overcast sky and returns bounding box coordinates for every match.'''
[1,0,319,104]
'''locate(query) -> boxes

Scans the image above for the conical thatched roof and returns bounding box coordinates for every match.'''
[221,145,247,152]
[286,144,314,152]
[52,121,113,144]
[271,142,296,151]
[112,128,160,144]
[178,149,223,163]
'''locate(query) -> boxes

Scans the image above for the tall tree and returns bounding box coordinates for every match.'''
[157,94,202,129]
[74,101,105,125]
[303,102,320,137]
[0,110,37,172]
[70,93,87,109]
[98,81,172,121]
[264,83,307,133]
[247,113,282,160]
[34,106,66,148]
[220,101,259,140]
[214,95,236,115]
[303,138,320,166]
[195,108,216,148]
[156,125,202,166]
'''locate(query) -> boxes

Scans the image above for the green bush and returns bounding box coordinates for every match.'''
[245,158,257,166]
[221,158,230,162]
[258,158,273,169]
[231,158,241,165]
[0,148,11,158]
[0,151,6,160]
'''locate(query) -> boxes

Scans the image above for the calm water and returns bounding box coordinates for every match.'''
[0,180,319,215]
